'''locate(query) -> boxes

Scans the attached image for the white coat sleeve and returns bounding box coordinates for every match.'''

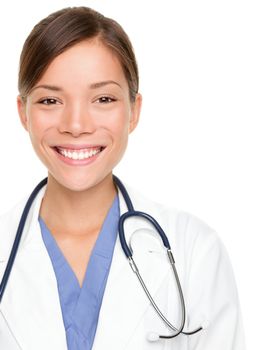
[185,222,246,350]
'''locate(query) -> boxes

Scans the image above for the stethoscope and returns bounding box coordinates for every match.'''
[0,175,203,342]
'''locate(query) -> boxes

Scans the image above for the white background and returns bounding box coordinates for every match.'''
[0,0,262,348]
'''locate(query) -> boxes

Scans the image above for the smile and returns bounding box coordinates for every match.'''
[54,146,104,160]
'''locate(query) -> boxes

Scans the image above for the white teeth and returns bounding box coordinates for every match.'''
[57,148,101,160]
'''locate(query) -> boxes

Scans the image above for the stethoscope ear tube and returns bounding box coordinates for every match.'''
[0,177,48,302]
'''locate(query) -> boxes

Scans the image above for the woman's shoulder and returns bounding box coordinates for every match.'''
[125,183,220,248]
[0,195,28,220]
[0,196,28,242]
[0,197,30,262]
[0,181,46,235]
[126,183,216,231]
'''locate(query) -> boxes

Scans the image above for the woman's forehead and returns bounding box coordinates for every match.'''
[34,40,128,90]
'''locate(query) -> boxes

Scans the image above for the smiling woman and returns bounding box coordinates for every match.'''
[0,5,245,350]
[18,38,140,193]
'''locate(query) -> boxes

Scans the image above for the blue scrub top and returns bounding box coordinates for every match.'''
[38,195,120,350]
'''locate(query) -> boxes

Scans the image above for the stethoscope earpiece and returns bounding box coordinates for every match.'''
[147,332,160,342]
[201,319,210,330]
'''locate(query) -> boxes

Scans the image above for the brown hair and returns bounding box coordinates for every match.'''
[18,7,139,102]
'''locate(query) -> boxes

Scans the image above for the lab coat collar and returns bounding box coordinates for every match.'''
[0,179,170,350]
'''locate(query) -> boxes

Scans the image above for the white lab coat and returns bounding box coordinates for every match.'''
[0,182,246,349]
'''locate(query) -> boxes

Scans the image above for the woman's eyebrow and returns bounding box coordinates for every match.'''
[31,80,122,92]
[89,80,122,89]
[31,84,63,92]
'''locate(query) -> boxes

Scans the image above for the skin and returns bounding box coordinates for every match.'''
[17,38,142,286]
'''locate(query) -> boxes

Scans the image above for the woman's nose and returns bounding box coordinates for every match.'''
[58,103,96,137]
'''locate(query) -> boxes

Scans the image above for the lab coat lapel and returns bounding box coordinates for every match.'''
[0,185,67,350]
[92,185,171,350]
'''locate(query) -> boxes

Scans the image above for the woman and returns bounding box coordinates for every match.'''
[0,6,245,350]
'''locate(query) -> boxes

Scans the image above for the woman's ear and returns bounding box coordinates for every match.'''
[129,93,142,134]
[17,95,29,132]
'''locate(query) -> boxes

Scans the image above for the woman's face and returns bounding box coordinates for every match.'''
[17,39,141,191]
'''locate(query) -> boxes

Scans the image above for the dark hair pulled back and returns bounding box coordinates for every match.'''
[18,7,139,102]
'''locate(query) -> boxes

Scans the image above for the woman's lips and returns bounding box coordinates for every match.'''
[52,145,105,166]
[55,144,104,150]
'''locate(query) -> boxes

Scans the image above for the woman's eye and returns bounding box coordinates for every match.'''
[38,98,59,105]
[97,96,116,104]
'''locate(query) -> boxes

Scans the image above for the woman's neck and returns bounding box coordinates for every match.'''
[39,173,117,237]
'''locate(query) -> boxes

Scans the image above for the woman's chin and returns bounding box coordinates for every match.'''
[48,171,113,193]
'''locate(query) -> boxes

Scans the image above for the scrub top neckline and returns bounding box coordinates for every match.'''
[38,195,119,290]
[38,195,120,345]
